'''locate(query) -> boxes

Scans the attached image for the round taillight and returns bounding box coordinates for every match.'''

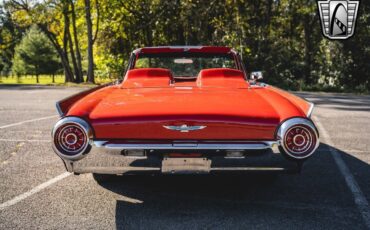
[277,118,319,160]
[284,124,317,157]
[52,117,92,161]
[55,124,87,155]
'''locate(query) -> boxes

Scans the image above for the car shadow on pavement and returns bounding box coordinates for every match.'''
[93,143,369,229]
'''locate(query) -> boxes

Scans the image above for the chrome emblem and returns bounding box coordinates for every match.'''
[318,0,359,40]
[163,124,207,132]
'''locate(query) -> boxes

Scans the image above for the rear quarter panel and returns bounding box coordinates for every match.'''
[57,83,115,117]
[266,86,313,118]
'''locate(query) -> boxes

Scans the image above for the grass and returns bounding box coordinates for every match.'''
[0,75,114,86]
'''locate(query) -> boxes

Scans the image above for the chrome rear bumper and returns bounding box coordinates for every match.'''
[61,140,301,175]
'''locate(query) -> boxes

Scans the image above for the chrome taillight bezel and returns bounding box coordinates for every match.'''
[277,118,319,160]
[52,117,93,161]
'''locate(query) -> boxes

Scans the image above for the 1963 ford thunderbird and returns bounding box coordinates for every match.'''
[52,46,319,175]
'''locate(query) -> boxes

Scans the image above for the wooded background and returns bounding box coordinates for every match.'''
[0,0,369,92]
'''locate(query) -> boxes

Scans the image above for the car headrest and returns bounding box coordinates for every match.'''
[196,68,248,87]
[121,68,173,88]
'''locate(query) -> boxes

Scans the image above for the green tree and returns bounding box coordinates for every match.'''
[12,26,60,83]
[0,4,24,75]
[2,0,369,90]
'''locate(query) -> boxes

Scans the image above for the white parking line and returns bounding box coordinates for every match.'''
[0,115,58,129]
[0,139,51,143]
[0,172,71,211]
[313,117,370,228]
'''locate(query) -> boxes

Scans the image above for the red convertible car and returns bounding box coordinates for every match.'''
[52,46,319,175]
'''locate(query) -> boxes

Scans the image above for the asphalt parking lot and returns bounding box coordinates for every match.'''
[0,85,369,229]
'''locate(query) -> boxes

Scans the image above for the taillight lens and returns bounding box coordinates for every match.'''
[284,125,317,158]
[52,117,92,161]
[54,124,87,155]
[277,118,319,160]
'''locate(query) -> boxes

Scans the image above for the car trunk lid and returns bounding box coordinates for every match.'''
[85,87,297,140]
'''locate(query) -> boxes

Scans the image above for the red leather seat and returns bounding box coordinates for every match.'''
[196,68,248,87]
[122,68,173,88]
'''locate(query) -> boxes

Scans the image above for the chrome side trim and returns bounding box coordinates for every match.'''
[93,141,278,150]
[277,118,319,160]
[55,102,64,117]
[52,117,93,161]
[307,102,315,117]
[73,166,161,174]
[70,166,290,174]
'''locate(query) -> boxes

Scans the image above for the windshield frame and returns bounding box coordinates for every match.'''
[129,52,243,79]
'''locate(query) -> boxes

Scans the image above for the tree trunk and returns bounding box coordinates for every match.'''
[70,0,84,83]
[38,24,74,83]
[63,5,80,83]
[92,0,100,44]
[62,9,73,82]
[303,14,313,85]
[84,0,95,83]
